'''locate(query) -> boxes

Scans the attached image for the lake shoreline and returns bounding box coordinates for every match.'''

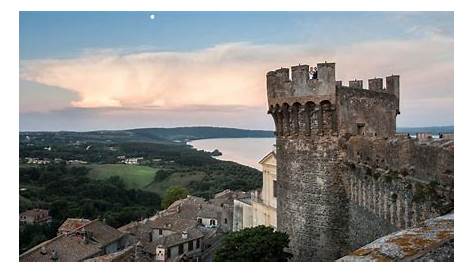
[188,137,276,170]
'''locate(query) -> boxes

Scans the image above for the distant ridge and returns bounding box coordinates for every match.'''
[396,126,453,135]
[20,125,453,143]
[128,126,274,141]
[20,126,275,143]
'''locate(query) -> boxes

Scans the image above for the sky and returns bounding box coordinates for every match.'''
[19,11,454,131]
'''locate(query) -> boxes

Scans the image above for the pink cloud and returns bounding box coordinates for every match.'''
[20,37,453,126]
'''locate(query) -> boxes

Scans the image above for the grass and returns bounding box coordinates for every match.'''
[145,171,207,195]
[88,164,158,189]
[88,164,208,196]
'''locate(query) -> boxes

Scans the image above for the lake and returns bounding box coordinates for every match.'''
[189,137,276,170]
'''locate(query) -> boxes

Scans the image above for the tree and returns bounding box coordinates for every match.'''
[161,186,190,209]
[214,225,293,262]
[154,170,172,182]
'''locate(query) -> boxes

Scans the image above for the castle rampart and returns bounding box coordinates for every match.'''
[267,61,453,261]
[343,136,453,248]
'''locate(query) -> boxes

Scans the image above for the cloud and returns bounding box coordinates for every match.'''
[20,37,453,128]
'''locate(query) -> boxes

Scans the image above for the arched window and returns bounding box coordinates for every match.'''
[292,103,301,134]
[319,100,333,134]
[304,102,316,135]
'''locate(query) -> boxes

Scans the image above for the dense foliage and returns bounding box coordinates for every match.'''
[214,226,293,262]
[161,186,190,209]
[19,223,57,254]
[19,165,161,253]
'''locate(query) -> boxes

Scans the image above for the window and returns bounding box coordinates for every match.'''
[159,229,162,235]
[188,241,193,251]
[210,219,216,226]
[196,238,201,249]
[166,248,171,258]
[357,123,365,136]
[178,244,184,255]
[197,218,202,224]
[224,218,227,224]
[273,180,278,198]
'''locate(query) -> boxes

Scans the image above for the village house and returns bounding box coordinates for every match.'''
[122,157,144,165]
[66,159,88,165]
[118,216,206,261]
[144,227,205,262]
[20,219,127,262]
[233,151,277,231]
[20,209,52,225]
[24,157,50,165]
[162,194,236,232]
[115,191,244,262]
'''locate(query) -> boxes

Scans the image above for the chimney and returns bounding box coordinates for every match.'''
[181,231,188,240]
[51,250,59,262]
[135,241,144,262]
[80,228,92,244]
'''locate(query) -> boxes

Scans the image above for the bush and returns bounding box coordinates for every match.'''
[214,226,292,262]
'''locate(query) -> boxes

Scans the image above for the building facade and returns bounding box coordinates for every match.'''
[233,151,277,231]
[19,209,52,225]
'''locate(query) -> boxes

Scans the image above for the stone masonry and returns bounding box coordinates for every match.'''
[266,62,453,261]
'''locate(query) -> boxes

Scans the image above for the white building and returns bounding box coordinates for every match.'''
[122,157,144,165]
[233,151,277,231]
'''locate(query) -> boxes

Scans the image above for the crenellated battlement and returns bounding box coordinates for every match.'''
[267,62,400,108]
[267,62,336,107]
[335,76,400,100]
[267,62,400,139]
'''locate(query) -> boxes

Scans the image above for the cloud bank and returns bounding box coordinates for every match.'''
[20,36,453,129]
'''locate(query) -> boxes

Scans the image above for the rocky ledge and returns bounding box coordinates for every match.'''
[337,212,454,262]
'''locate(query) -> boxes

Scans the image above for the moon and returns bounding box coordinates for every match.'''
[149,14,155,20]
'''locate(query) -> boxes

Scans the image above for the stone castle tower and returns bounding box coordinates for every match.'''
[266,62,400,261]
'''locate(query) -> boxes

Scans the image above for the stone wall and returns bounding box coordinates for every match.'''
[348,204,398,250]
[344,136,454,221]
[336,86,398,137]
[341,135,454,250]
[276,136,350,261]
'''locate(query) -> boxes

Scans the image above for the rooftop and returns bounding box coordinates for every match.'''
[57,218,91,234]
[20,208,49,218]
[146,215,198,232]
[20,219,124,262]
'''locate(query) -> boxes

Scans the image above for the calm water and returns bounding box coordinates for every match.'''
[189,138,276,170]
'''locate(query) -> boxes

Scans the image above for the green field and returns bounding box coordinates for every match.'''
[88,164,158,189]
[88,164,208,196]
